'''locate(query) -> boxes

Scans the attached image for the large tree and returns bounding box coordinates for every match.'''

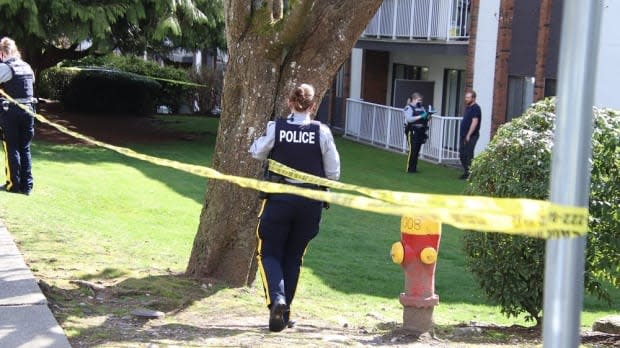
[186,0,383,286]
[0,0,224,74]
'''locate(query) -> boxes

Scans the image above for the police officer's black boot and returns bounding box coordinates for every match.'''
[269,297,287,332]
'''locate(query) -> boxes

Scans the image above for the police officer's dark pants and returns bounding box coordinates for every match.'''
[406,131,423,172]
[257,193,322,308]
[1,104,35,193]
[459,134,479,175]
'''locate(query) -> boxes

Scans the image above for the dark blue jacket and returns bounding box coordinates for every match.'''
[1,58,34,100]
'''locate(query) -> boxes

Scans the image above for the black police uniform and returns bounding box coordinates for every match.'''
[404,102,428,173]
[256,118,325,330]
[0,57,35,194]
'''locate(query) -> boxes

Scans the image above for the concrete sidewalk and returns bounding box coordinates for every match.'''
[0,221,71,348]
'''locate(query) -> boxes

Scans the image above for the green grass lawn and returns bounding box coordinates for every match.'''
[0,114,617,336]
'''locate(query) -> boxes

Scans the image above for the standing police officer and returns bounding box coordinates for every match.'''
[0,37,35,195]
[404,93,429,173]
[249,83,340,332]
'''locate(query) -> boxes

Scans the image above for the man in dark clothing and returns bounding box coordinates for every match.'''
[0,37,36,195]
[459,91,481,179]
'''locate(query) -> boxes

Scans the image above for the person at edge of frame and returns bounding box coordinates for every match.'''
[0,37,36,195]
[249,83,341,332]
[403,92,429,173]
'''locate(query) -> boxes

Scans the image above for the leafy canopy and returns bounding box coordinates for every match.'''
[0,0,224,71]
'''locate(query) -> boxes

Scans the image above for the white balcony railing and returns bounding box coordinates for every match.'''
[344,98,463,164]
[363,0,470,41]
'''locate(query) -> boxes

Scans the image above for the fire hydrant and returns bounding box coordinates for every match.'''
[390,215,441,333]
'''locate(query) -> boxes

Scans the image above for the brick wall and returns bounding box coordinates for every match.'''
[490,0,514,136]
[534,0,554,101]
[465,0,480,92]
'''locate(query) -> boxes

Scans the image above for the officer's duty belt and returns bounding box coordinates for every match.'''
[1,97,36,105]
[285,181,322,190]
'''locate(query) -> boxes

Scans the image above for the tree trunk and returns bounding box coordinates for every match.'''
[21,40,92,84]
[186,0,383,286]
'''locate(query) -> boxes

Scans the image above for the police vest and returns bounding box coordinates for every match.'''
[406,102,428,126]
[270,118,325,178]
[1,58,34,100]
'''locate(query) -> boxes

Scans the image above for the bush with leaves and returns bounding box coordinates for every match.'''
[39,67,160,116]
[59,54,195,111]
[38,67,77,101]
[462,98,620,326]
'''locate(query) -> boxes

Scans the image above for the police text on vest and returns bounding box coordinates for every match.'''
[279,130,316,144]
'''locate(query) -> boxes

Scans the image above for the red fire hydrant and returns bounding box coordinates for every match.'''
[390,215,442,333]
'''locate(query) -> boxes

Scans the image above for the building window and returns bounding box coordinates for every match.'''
[544,78,557,97]
[506,76,535,121]
[393,64,428,81]
[391,64,428,105]
[442,69,465,116]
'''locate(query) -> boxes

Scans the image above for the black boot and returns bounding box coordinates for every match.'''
[269,298,287,332]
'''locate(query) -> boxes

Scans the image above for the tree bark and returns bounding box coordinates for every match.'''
[186,0,383,286]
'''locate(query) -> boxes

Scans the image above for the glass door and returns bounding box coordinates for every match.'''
[442,69,465,116]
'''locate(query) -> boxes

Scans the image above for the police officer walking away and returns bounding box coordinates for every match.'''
[249,83,340,332]
[404,93,429,173]
[0,37,35,195]
[459,90,481,180]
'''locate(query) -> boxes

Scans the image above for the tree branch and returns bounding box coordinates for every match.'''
[276,0,383,95]
[224,0,253,45]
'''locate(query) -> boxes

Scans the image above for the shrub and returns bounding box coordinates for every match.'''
[462,98,620,325]
[40,67,161,116]
[59,55,195,112]
[38,67,77,100]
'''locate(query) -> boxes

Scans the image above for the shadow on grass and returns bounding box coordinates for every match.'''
[38,270,270,345]
[30,139,499,307]
[32,141,208,205]
[42,272,219,323]
[302,209,489,305]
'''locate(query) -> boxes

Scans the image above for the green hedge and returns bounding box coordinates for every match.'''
[59,55,195,112]
[40,67,160,116]
[462,98,620,325]
[38,66,76,101]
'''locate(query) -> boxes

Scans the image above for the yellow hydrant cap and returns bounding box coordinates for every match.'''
[420,247,437,264]
[391,242,404,264]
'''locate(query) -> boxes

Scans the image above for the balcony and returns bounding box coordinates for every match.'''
[345,98,463,164]
[362,0,470,41]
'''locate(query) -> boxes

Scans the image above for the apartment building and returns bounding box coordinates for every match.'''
[322,0,619,157]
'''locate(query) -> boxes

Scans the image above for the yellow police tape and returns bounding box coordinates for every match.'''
[268,160,588,238]
[0,89,588,239]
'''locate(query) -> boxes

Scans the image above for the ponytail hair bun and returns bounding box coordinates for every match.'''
[0,37,21,59]
[289,83,316,112]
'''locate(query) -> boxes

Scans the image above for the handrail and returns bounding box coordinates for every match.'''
[362,0,471,41]
[344,98,463,164]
